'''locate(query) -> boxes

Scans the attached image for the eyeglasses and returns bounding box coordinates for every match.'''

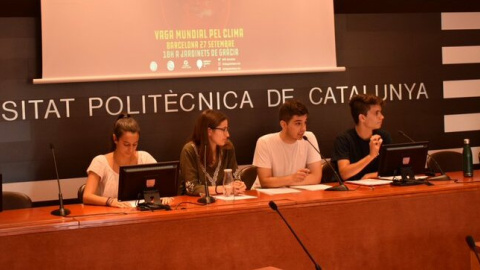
[211,127,230,134]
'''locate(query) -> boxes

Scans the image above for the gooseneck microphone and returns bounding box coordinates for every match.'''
[50,144,71,217]
[269,201,322,270]
[466,235,480,265]
[303,136,349,191]
[198,144,216,204]
[397,130,450,181]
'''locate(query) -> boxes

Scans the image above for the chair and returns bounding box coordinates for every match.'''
[2,191,32,210]
[427,151,463,173]
[321,159,337,183]
[77,184,86,203]
[238,165,257,190]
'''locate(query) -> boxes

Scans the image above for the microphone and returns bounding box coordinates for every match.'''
[269,201,321,270]
[303,136,349,191]
[50,143,71,217]
[397,130,450,181]
[466,235,480,265]
[198,144,216,204]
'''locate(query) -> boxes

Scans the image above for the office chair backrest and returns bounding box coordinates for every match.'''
[2,191,33,210]
[321,159,337,183]
[238,165,257,190]
[78,184,86,203]
[0,174,2,211]
[428,151,463,173]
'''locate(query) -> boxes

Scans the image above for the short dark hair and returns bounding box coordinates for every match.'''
[279,100,309,123]
[349,94,385,125]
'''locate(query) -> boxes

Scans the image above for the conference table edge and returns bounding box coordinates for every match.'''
[0,171,478,236]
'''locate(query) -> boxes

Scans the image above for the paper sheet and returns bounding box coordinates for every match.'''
[291,184,332,191]
[213,194,258,201]
[256,188,302,195]
[346,179,393,186]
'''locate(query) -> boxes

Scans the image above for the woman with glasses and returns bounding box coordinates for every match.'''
[83,114,158,208]
[179,109,246,196]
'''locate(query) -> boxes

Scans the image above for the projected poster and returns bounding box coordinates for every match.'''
[156,1,239,73]
[38,0,341,83]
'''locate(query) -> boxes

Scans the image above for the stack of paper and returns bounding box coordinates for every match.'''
[345,179,392,186]
[256,188,302,195]
[213,194,258,201]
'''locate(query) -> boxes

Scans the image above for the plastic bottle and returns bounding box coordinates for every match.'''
[463,138,473,177]
[223,169,234,196]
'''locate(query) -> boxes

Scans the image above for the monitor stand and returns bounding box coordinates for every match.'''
[391,166,427,186]
[137,188,171,211]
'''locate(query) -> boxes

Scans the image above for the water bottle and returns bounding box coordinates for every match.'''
[463,138,473,177]
[223,169,234,196]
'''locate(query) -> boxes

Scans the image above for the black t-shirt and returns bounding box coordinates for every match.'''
[332,128,392,180]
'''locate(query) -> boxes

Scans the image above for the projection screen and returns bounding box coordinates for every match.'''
[34,0,344,84]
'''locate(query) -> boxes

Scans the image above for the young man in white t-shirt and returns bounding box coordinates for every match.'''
[252,100,323,188]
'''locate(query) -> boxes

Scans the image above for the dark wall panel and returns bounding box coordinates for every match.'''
[0,2,479,184]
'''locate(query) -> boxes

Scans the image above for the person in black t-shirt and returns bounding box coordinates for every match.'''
[332,94,392,180]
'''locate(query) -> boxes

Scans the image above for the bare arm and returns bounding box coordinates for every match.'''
[295,160,322,185]
[257,161,322,188]
[206,180,246,195]
[337,135,383,180]
[337,156,376,180]
[83,172,131,208]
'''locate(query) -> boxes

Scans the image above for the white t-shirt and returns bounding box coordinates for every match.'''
[252,131,321,188]
[86,151,157,198]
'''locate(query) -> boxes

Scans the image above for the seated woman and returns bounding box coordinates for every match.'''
[179,109,246,196]
[83,114,161,208]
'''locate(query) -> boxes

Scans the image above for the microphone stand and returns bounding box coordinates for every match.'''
[466,235,480,265]
[197,144,216,204]
[269,201,322,270]
[50,144,71,217]
[303,136,349,191]
[398,131,450,181]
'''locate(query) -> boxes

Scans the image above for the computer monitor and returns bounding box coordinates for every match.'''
[118,161,179,202]
[378,141,429,181]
